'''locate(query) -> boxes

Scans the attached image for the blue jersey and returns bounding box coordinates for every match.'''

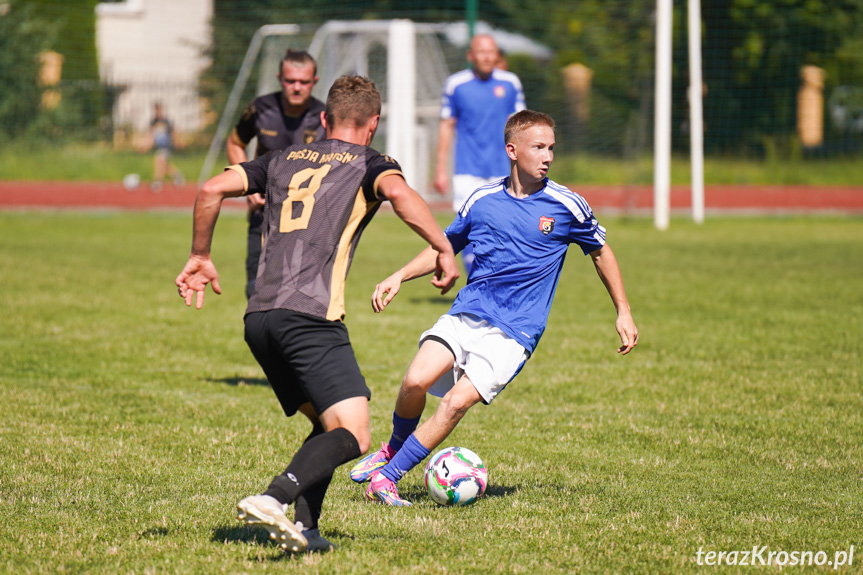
[440,69,526,179]
[445,178,606,353]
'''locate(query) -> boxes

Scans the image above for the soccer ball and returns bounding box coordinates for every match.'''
[424,446,488,506]
[122,173,140,190]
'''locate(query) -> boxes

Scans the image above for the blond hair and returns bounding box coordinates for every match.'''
[504,110,555,143]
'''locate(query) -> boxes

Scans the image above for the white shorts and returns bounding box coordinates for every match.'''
[452,174,503,213]
[420,313,529,404]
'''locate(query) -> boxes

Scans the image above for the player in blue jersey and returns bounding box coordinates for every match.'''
[434,34,526,274]
[351,110,639,506]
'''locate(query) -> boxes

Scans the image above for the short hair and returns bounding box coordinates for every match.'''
[504,110,555,143]
[325,75,381,128]
[279,49,317,76]
[469,34,499,54]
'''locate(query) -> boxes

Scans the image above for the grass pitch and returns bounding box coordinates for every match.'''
[0,210,861,574]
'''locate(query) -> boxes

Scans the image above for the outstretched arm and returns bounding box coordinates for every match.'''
[371,246,440,312]
[589,244,639,355]
[378,173,459,298]
[175,169,246,309]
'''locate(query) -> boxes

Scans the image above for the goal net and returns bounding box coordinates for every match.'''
[199,20,458,199]
[199,18,564,200]
[198,5,863,204]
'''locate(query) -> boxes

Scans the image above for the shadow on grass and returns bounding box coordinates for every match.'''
[139,526,171,538]
[210,375,269,387]
[212,523,353,561]
[212,523,271,546]
[408,296,455,306]
[395,483,519,505]
[484,484,519,498]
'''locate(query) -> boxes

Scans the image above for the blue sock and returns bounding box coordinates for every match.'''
[388,412,420,452]
[380,434,430,483]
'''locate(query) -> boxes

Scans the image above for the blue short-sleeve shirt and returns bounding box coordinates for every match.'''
[445,178,606,352]
[441,69,526,179]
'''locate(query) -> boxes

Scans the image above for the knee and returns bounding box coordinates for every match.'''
[330,424,370,454]
[437,391,474,422]
[401,368,432,396]
[333,420,370,454]
[352,429,371,454]
[320,396,371,453]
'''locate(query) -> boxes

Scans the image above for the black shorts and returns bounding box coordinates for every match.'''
[244,309,371,417]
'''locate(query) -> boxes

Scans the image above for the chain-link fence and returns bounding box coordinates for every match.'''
[2,0,863,184]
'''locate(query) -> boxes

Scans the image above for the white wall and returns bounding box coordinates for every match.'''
[96,0,213,133]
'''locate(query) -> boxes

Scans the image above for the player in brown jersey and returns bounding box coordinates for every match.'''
[176,75,459,553]
[227,49,326,299]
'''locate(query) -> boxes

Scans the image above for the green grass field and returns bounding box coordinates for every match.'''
[1,210,861,573]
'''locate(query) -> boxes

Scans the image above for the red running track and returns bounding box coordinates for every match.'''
[1,181,862,213]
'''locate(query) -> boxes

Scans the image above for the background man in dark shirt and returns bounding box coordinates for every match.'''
[227,49,325,298]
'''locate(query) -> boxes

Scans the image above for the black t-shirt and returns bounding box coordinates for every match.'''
[232,92,326,159]
[229,141,403,321]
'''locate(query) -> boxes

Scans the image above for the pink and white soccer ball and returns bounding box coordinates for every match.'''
[424,446,488,506]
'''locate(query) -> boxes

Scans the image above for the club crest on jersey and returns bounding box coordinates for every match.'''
[539,216,555,235]
[303,129,318,143]
[494,85,506,98]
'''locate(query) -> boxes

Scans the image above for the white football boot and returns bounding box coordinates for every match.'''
[236,494,307,553]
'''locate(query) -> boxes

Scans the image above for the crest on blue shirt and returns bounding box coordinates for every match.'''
[539,216,555,235]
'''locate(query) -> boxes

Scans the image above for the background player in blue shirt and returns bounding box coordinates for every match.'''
[351,110,639,506]
[434,34,526,274]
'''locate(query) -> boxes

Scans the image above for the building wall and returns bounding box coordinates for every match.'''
[96,0,213,133]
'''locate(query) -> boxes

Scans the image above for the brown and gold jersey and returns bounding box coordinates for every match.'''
[229,140,403,321]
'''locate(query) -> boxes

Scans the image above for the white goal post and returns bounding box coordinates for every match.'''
[198,20,453,199]
[654,0,705,229]
[198,24,301,188]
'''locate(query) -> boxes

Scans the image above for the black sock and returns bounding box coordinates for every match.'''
[293,477,331,531]
[293,423,331,530]
[264,427,360,506]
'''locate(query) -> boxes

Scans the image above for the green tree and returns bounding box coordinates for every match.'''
[24,0,104,142]
[201,1,474,125]
[30,0,100,82]
[701,0,863,154]
[202,0,863,159]
[0,2,56,139]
